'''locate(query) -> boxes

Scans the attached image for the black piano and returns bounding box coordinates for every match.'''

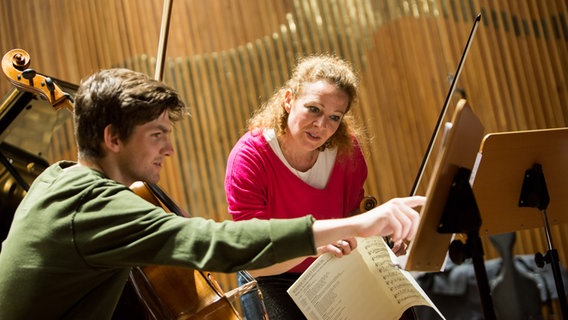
[0,79,77,244]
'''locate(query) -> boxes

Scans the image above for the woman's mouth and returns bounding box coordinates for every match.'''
[306,131,320,140]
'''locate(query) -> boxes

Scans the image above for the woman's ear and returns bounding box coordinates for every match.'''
[283,89,293,112]
[103,124,121,152]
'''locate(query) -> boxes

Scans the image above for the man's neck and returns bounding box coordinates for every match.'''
[77,157,127,185]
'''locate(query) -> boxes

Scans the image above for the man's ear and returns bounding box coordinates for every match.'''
[103,124,121,152]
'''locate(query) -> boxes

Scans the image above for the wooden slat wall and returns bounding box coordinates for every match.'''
[1,0,567,293]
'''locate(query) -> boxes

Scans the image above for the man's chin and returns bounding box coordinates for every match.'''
[141,175,160,185]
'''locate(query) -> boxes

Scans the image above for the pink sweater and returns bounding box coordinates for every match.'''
[225,131,367,273]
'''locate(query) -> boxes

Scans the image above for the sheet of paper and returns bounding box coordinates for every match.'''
[288,237,445,320]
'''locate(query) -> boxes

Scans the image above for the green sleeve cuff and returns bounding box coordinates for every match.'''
[269,215,317,261]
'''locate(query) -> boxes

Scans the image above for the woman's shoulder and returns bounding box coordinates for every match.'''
[227,129,273,166]
[232,129,271,153]
[336,137,366,161]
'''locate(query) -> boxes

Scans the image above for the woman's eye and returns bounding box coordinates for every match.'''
[330,115,341,122]
[308,106,320,113]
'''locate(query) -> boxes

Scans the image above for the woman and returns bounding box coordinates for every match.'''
[225,54,382,319]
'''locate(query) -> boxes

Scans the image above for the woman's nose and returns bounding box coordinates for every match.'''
[313,116,327,128]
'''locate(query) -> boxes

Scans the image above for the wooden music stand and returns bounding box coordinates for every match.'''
[471,127,568,233]
[404,99,499,319]
[470,127,568,318]
[403,12,483,273]
[405,99,484,272]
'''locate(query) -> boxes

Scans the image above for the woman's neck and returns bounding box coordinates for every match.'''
[277,135,319,172]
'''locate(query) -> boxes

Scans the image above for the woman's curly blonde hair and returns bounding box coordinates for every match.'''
[248,54,368,157]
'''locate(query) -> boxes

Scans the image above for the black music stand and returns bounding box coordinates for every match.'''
[470,127,568,319]
[404,100,498,319]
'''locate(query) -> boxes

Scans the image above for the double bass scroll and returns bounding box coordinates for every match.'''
[1,49,73,112]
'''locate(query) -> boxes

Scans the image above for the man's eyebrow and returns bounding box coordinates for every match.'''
[155,124,172,133]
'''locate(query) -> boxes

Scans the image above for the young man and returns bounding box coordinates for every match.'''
[0,68,424,319]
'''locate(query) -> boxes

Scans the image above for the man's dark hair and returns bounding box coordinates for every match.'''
[73,68,186,160]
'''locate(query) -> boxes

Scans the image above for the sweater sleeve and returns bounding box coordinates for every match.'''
[73,186,317,272]
[346,142,368,215]
[225,132,272,220]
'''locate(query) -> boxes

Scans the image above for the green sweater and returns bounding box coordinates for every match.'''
[0,161,316,319]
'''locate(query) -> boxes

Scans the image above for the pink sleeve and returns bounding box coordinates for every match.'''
[225,133,270,221]
[342,140,368,216]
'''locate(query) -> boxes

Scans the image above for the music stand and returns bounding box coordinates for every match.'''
[470,127,568,233]
[405,99,484,271]
[403,12,483,272]
[404,99,499,319]
[470,127,568,318]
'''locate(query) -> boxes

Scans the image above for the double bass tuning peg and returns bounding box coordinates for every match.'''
[21,69,58,95]
[19,68,57,95]
[44,76,55,93]
[21,68,36,80]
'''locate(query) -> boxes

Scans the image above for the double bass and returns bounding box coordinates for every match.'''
[125,182,242,320]
[116,0,250,317]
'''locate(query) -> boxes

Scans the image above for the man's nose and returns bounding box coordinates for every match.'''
[163,139,175,156]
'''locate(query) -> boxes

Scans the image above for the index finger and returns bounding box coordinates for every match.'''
[403,195,426,208]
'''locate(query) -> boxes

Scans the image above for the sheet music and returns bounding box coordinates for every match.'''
[288,237,445,320]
